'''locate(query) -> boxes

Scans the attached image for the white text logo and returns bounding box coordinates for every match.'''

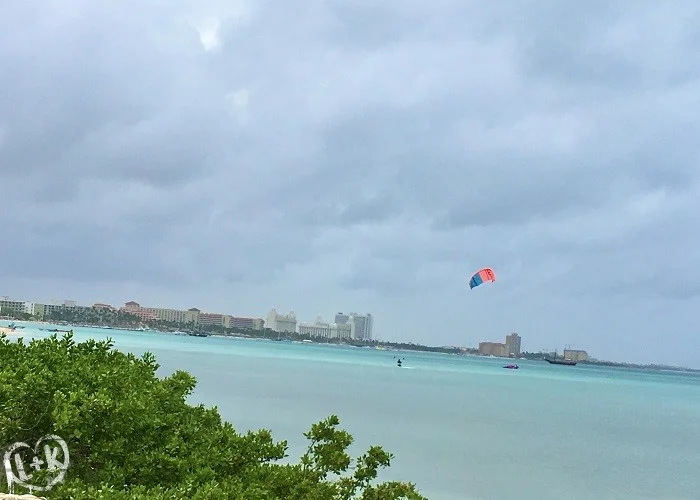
[3,434,69,493]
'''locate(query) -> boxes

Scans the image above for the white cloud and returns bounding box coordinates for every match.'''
[195,17,221,51]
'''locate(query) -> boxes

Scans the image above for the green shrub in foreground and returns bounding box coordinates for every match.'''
[0,333,425,499]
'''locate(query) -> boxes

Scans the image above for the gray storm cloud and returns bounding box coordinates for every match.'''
[1,0,699,366]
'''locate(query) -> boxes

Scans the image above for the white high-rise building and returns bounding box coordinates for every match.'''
[266,308,297,333]
[346,313,373,340]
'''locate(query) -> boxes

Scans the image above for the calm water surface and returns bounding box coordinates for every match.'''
[6,321,700,500]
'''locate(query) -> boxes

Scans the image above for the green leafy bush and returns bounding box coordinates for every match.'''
[0,333,425,499]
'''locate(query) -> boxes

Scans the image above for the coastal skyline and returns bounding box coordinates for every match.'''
[0,293,597,364]
[10,294,700,370]
[2,1,700,369]
[1,295,374,339]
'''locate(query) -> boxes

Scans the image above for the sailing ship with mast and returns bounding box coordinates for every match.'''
[545,349,577,366]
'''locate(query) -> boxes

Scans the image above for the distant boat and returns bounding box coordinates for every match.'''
[546,358,577,366]
[545,350,577,366]
[503,364,519,369]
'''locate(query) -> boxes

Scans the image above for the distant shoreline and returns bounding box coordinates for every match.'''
[3,317,699,373]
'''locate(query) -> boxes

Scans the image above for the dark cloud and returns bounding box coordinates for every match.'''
[1,0,699,366]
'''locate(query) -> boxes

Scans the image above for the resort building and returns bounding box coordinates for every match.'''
[0,298,29,314]
[228,316,264,330]
[120,302,158,321]
[29,303,46,317]
[480,333,523,358]
[478,342,508,357]
[298,316,352,339]
[505,333,521,357]
[198,312,226,327]
[266,308,297,333]
[335,312,373,340]
[334,312,349,324]
[42,301,92,317]
[121,301,198,324]
[2,299,96,319]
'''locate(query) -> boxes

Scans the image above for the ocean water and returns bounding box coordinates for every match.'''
[4,321,700,500]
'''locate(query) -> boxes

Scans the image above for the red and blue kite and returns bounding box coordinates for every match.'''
[469,268,496,289]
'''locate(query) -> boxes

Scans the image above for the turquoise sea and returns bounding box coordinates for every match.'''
[4,321,700,500]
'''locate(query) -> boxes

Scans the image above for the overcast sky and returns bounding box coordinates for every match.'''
[2,1,699,367]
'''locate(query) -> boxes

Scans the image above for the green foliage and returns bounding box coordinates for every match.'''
[0,333,425,499]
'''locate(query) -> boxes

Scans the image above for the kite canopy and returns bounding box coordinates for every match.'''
[469,268,496,289]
